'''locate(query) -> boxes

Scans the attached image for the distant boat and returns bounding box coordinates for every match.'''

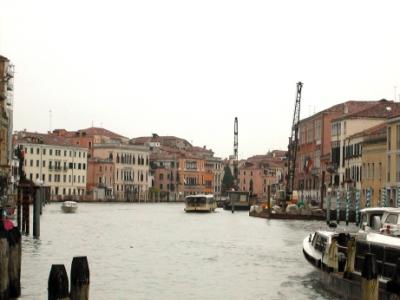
[184,194,217,213]
[61,201,78,213]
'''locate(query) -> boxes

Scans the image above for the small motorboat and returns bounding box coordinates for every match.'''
[61,201,78,213]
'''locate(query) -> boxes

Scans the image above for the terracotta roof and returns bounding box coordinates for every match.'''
[189,146,214,157]
[129,136,154,144]
[51,127,126,139]
[299,100,380,124]
[130,135,192,147]
[240,153,286,170]
[240,159,284,170]
[75,127,127,139]
[150,144,217,161]
[247,154,286,163]
[333,100,400,121]
[14,131,86,149]
[338,100,380,114]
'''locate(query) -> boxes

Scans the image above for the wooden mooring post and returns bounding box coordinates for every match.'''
[0,226,22,300]
[361,253,378,300]
[48,264,69,300]
[0,230,9,300]
[33,187,41,238]
[70,256,90,300]
[8,228,21,298]
[48,257,90,300]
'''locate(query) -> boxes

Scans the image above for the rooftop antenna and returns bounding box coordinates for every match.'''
[394,86,398,102]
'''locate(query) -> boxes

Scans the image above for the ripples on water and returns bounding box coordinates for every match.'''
[20,203,344,299]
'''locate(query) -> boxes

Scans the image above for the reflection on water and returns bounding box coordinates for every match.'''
[20,203,341,299]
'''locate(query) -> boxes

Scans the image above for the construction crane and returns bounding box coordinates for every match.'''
[233,117,239,189]
[286,82,303,204]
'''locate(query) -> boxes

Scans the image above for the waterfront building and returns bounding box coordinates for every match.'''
[179,155,208,196]
[92,143,150,201]
[150,147,213,200]
[0,55,14,198]
[189,146,222,196]
[342,130,365,192]
[52,127,129,158]
[359,124,387,207]
[296,101,380,206]
[87,158,114,201]
[14,131,88,200]
[386,113,400,205]
[331,100,400,193]
[238,152,285,200]
[205,157,224,197]
[131,134,223,200]
[150,148,181,201]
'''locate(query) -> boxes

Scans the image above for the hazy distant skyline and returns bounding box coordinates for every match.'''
[2,1,400,159]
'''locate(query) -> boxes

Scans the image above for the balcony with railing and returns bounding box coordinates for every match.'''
[48,166,62,172]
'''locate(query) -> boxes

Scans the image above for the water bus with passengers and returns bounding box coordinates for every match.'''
[184,194,217,213]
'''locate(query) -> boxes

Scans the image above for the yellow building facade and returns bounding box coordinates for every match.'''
[361,125,386,207]
[387,116,400,205]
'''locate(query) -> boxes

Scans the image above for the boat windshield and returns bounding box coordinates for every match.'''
[186,197,207,205]
[360,212,386,230]
[312,233,327,252]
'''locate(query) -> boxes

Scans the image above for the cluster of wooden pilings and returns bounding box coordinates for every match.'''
[0,227,21,299]
[48,256,90,300]
[17,183,47,238]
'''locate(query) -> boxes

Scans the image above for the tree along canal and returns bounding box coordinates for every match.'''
[20,203,343,299]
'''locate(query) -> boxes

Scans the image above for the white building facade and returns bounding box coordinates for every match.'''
[17,141,88,199]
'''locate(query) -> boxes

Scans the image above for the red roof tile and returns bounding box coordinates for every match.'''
[333,100,400,121]
[75,127,127,139]
[14,131,86,149]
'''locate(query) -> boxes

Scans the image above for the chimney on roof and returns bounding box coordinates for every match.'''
[203,145,206,149]
[344,104,348,114]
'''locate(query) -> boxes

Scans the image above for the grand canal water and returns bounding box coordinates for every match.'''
[20,203,342,299]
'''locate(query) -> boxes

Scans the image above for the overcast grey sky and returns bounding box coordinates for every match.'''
[1,0,400,159]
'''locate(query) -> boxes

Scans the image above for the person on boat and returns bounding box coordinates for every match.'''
[3,218,14,231]
[1,209,14,231]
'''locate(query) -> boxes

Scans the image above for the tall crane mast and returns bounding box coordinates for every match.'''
[233,117,239,189]
[286,82,303,201]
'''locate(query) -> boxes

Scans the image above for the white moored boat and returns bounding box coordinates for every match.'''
[61,201,78,213]
[303,210,400,300]
[184,194,217,213]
